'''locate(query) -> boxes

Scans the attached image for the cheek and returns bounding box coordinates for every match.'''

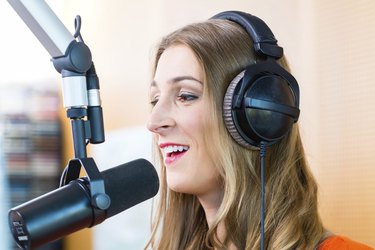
[166,157,221,195]
[181,104,209,139]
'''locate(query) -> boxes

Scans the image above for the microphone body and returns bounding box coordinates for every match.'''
[8,159,159,250]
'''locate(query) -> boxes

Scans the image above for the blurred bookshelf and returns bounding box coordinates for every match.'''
[0,85,63,250]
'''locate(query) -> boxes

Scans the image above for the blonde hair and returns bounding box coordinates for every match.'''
[146,19,325,250]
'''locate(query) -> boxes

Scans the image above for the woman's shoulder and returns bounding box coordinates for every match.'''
[319,235,374,250]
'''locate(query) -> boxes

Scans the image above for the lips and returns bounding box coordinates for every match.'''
[160,143,189,165]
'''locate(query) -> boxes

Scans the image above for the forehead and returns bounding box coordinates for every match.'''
[153,45,204,86]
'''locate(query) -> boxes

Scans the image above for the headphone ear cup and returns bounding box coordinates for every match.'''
[223,63,300,149]
[213,11,300,149]
[223,70,259,149]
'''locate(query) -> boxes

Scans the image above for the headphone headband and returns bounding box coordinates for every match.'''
[211,11,283,58]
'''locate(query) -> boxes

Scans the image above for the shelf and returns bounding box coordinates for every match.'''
[0,85,63,250]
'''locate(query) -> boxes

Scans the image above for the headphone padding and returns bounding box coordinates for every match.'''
[223,70,259,149]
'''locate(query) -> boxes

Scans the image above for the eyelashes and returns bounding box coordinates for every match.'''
[150,92,200,107]
[177,93,199,102]
[150,98,158,106]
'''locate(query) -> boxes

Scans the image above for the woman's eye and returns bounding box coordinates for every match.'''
[177,93,198,102]
[150,96,159,106]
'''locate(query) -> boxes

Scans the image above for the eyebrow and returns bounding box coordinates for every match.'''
[150,76,203,87]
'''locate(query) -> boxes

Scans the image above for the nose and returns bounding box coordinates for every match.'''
[147,99,174,134]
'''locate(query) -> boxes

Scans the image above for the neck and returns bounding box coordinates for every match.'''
[197,191,238,250]
[197,189,223,227]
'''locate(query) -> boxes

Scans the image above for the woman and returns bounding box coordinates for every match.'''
[145,11,373,250]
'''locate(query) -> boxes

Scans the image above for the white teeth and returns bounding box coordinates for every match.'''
[163,145,189,154]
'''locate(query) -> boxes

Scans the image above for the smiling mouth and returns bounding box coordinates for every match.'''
[163,145,189,157]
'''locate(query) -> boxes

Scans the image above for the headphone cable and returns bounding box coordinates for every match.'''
[260,141,266,250]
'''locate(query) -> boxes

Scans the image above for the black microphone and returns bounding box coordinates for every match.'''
[8,158,159,250]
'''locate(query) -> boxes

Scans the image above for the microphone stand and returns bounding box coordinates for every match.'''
[7,0,111,222]
[53,16,111,213]
[6,2,111,247]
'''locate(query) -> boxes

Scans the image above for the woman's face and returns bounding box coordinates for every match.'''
[147,45,222,199]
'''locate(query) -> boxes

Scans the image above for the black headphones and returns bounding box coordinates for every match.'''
[211,11,300,150]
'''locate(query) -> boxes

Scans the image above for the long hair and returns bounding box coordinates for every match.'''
[145,19,325,250]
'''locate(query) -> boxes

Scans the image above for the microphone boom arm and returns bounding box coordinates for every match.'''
[7,0,109,211]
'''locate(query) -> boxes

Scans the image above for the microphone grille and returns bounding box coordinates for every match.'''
[101,159,159,218]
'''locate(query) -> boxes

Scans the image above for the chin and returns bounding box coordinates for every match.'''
[167,183,186,193]
[167,181,194,194]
